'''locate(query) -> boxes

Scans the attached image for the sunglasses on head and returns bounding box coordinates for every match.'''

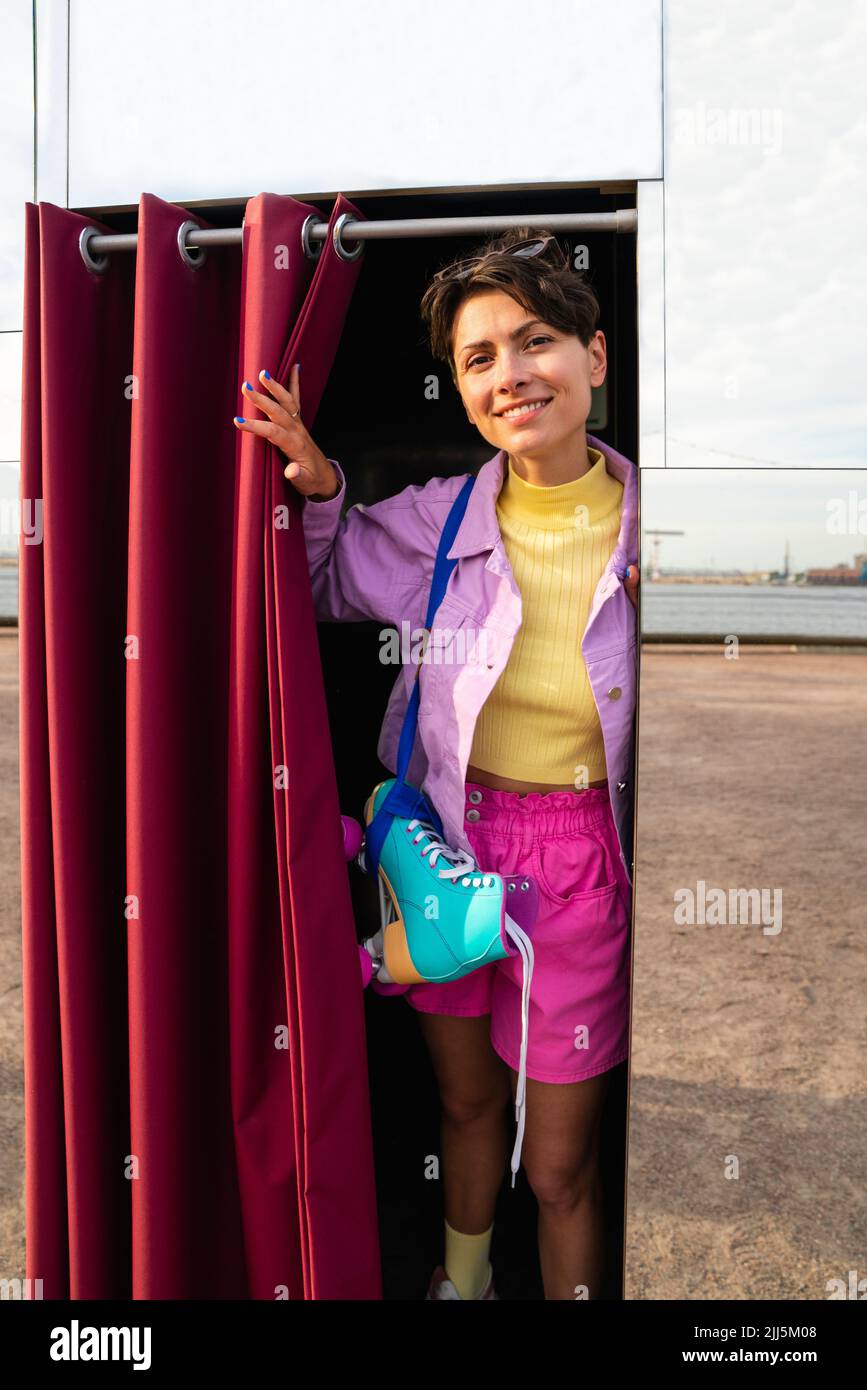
[432,235,569,284]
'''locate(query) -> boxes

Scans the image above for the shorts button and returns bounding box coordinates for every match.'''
[607,686,622,700]
[468,790,483,804]
[466,808,481,822]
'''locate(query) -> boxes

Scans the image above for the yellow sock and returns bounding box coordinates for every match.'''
[444,1219,494,1300]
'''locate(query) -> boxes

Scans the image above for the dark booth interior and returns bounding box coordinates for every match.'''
[313,185,638,1300]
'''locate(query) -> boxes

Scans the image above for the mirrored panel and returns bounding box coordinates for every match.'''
[663,0,867,468]
[626,466,867,1298]
[0,332,22,467]
[0,0,33,330]
[67,0,662,207]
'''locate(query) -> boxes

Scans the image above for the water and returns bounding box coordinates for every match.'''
[2,567,865,638]
[0,569,17,620]
[643,582,867,639]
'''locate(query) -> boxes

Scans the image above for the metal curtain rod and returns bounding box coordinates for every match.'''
[79,209,637,270]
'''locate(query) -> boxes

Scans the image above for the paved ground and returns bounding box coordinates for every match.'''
[626,645,866,1299]
[1,634,864,1298]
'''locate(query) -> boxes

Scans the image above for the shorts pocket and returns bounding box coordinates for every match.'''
[531,820,619,907]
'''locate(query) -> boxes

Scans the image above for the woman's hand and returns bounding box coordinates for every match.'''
[625,564,640,610]
[233,365,339,500]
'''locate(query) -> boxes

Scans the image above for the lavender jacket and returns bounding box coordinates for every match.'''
[301,436,639,883]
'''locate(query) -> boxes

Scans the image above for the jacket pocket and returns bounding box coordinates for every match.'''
[424,601,490,668]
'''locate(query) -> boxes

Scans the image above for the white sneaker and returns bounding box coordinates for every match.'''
[425,1263,498,1300]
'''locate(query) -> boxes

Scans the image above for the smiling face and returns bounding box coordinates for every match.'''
[451,289,607,482]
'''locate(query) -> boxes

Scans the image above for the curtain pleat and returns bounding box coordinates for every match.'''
[233,192,380,1299]
[126,193,247,1297]
[22,200,136,1297]
[258,195,381,1299]
[20,190,381,1299]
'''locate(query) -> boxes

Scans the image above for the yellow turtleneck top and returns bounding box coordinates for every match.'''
[468,446,623,785]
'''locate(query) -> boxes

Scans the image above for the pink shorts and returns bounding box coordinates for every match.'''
[405,781,633,1084]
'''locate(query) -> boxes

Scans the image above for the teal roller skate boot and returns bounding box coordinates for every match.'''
[357,777,538,1186]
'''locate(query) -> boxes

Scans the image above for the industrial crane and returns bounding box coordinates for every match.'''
[644,529,685,580]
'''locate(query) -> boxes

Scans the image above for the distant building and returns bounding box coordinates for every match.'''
[805,553,867,586]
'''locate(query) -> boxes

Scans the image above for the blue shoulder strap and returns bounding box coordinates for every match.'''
[364,473,476,880]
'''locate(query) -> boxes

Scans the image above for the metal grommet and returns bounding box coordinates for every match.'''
[617,780,628,792]
[79,226,109,274]
[466,808,481,822]
[332,212,364,262]
[468,790,483,804]
[520,880,530,890]
[300,213,325,261]
[507,881,516,891]
[177,220,207,269]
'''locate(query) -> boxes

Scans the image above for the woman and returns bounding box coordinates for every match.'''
[233,227,639,1301]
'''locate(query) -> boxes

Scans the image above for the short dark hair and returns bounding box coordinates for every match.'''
[420,225,601,386]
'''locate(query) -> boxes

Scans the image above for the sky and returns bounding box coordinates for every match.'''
[660,0,867,471]
[640,467,867,572]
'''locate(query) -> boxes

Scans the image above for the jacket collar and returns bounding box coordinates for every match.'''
[446,434,638,571]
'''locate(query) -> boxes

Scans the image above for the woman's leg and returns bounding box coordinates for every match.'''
[415,1011,511,1235]
[505,1065,612,1300]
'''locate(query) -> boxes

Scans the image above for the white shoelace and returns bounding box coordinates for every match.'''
[502,917,534,1187]
[407,817,479,879]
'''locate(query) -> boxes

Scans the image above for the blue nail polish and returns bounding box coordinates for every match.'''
[235,416,245,424]
[243,381,251,391]
[626,566,631,577]
[261,369,271,380]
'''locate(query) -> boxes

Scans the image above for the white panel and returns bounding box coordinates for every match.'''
[0,0,34,330]
[0,326,22,566]
[35,0,68,206]
[0,461,22,559]
[664,0,867,468]
[0,331,23,464]
[68,0,662,207]
[637,180,665,469]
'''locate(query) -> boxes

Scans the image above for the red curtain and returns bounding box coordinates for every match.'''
[19,191,381,1298]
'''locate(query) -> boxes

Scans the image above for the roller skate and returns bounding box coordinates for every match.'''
[356,778,537,988]
[354,777,538,1187]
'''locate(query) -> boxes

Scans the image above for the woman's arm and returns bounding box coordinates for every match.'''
[300,459,466,627]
